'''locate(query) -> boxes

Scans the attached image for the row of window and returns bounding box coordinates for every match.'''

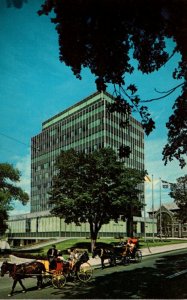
[32,125,104,156]
[175,227,187,231]
[32,130,143,160]
[32,102,143,157]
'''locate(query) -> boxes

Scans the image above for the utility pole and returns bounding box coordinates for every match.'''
[159,178,162,241]
[144,210,146,241]
[143,176,146,242]
[144,175,152,242]
[152,174,155,242]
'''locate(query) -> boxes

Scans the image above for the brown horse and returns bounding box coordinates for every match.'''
[1,261,46,297]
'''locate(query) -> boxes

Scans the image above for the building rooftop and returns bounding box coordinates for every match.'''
[41,90,142,130]
[163,202,179,211]
[42,90,102,129]
[148,202,179,213]
[9,210,50,221]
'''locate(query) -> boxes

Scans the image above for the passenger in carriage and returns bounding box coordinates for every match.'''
[57,250,65,261]
[67,248,79,271]
[57,249,71,265]
[127,237,139,255]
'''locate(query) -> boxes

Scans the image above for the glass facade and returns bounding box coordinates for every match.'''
[31,91,144,213]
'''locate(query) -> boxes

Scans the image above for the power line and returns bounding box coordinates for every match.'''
[0,132,40,152]
[0,145,22,156]
[0,132,30,148]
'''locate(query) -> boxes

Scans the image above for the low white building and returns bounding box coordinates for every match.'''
[6,211,156,247]
[0,239,10,252]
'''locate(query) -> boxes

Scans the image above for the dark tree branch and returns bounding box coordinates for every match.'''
[38,0,187,167]
[141,82,185,103]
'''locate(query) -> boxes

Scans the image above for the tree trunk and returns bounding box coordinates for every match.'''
[91,238,97,253]
[90,223,99,253]
[127,217,133,237]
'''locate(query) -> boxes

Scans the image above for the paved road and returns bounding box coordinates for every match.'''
[1,248,187,299]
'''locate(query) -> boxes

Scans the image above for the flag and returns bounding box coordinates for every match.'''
[162,180,171,189]
[144,175,151,182]
[162,183,169,189]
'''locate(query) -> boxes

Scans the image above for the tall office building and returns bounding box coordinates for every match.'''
[31,91,144,213]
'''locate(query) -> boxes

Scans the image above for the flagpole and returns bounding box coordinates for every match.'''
[144,199,146,242]
[159,177,162,241]
[152,174,154,242]
[144,179,146,242]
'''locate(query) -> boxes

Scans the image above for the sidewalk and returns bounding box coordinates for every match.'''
[141,242,187,256]
[88,242,187,267]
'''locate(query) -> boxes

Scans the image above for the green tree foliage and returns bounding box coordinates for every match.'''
[0,163,29,235]
[38,0,187,167]
[49,148,145,250]
[169,175,187,223]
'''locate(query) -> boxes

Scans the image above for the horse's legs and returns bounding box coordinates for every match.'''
[112,255,116,266]
[18,279,27,292]
[101,258,105,269]
[37,275,42,289]
[8,279,18,297]
[8,278,27,296]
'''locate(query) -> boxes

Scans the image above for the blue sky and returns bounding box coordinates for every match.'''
[0,0,186,215]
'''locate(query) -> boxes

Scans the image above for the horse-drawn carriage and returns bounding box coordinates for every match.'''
[1,251,93,296]
[92,239,142,268]
[42,250,93,288]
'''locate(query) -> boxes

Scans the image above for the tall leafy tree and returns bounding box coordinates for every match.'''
[38,0,187,167]
[0,163,29,235]
[49,148,145,250]
[169,175,187,222]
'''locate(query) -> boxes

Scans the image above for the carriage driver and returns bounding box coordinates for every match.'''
[47,244,58,270]
[127,237,139,254]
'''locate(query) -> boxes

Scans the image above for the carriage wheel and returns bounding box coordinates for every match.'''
[77,262,93,282]
[52,274,66,289]
[135,250,142,263]
[122,256,130,265]
[43,274,52,286]
[56,274,66,289]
